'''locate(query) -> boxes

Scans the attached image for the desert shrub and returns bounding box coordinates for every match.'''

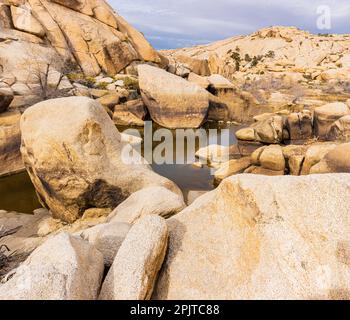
[266,50,275,58]
[244,54,252,62]
[96,82,109,90]
[123,77,139,90]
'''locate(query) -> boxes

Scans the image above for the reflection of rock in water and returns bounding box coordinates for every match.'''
[0,122,246,214]
[0,171,42,214]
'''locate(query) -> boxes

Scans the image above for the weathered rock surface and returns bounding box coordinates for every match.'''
[163,26,350,80]
[80,221,131,267]
[20,97,182,223]
[154,174,350,300]
[0,111,24,177]
[113,99,147,127]
[108,186,186,224]
[242,115,284,144]
[286,110,313,141]
[0,0,162,81]
[300,143,337,175]
[138,64,209,129]
[259,145,285,171]
[0,233,104,300]
[310,143,350,174]
[314,103,350,139]
[0,88,14,113]
[0,209,50,279]
[99,215,168,300]
[327,115,350,142]
[214,156,251,184]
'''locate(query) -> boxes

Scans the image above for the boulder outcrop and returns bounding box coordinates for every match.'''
[0,0,162,82]
[154,174,350,300]
[138,64,210,129]
[20,97,182,223]
[99,215,168,300]
[0,233,104,300]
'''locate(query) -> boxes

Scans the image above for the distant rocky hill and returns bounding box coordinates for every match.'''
[163,26,350,82]
[0,0,163,82]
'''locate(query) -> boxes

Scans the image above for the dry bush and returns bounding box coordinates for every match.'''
[22,45,80,100]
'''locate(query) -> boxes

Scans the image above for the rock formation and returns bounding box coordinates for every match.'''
[0,233,104,300]
[138,64,210,128]
[154,174,350,300]
[20,96,182,223]
[0,0,162,81]
[99,215,168,300]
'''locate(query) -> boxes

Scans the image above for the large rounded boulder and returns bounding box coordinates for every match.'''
[154,174,350,300]
[138,64,210,129]
[20,97,182,223]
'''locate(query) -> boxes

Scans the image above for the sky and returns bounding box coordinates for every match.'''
[111,0,350,50]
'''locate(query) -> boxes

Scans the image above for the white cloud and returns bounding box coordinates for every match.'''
[111,0,350,49]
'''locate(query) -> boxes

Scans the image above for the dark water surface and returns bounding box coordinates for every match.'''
[0,122,244,213]
[0,171,41,213]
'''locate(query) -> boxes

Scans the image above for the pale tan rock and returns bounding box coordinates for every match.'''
[252,116,284,144]
[138,64,209,129]
[244,165,285,176]
[0,209,50,272]
[97,93,121,110]
[310,143,350,174]
[208,74,235,89]
[327,115,350,142]
[282,144,307,160]
[0,233,104,300]
[214,157,252,184]
[90,89,109,99]
[1,0,162,81]
[187,73,210,89]
[113,99,147,127]
[20,97,182,223]
[10,5,45,38]
[120,132,143,146]
[108,186,186,224]
[37,217,64,237]
[99,215,168,300]
[259,145,286,171]
[314,102,350,138]
[320,68,350,81]
[250,146,266,165]
[154,174,350,300]
[186,190,209,205]
[175,55,210,76]
[93,5,118,28]
[301,143,337,175]
[113,108,144,127]
[80,221,131,267]
[235,127,255,141]
[82,208,112,220]
[288,155,305,176]
[51,0,93,16]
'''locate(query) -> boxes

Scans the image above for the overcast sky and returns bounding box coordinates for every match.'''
[111,0,350,49]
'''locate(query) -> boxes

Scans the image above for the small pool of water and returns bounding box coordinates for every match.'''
[0,122,245,214]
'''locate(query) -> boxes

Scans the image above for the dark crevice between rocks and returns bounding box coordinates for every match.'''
[78,179,128,216]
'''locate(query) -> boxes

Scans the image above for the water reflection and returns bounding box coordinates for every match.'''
[0,171,41,214]
[0,122,245,213]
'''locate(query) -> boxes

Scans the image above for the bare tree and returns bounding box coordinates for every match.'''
[21,44,79,101]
